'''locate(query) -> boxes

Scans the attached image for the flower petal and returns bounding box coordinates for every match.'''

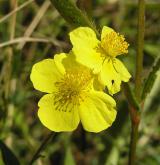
[99,58,121,95]
[30,59,62,93]
[91,90,116,107]
[114,58,131,82]
[54,53,67,74]
[54,52,81,73]
[93,75,105,91]
[69,27,102,72]
[91,91,117,125]
[38,94,80,132]
[79,92,117,132]
[69,27,98,48]
[101,26,114,40]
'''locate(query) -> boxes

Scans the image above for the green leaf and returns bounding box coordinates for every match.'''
[122,83,140,112]
[50,0,99,35]
[144,44,159,58]
[0,140,20,165]
[142,58,160,100]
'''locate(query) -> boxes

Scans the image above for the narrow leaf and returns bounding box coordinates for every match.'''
[142,58,160,100]
[50,0,99,35]
[122,83,140,112]
[0,140,20,165]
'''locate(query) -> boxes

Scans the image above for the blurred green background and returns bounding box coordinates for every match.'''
[0,0,160,164]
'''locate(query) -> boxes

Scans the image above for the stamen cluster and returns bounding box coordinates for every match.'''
[54,68,92,112]
[101,31,129,57]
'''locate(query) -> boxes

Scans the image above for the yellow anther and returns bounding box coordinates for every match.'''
[54,67,92,112]
[100,31,129,57]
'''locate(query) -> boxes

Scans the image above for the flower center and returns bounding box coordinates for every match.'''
[54,67,92,112]
[96,31,129,58]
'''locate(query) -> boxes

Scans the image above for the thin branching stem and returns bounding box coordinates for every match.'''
[0,0,35,24]
[17,0,51,49]
[0,37,65,48]
[4,0,17,148]
[29,132,55,165]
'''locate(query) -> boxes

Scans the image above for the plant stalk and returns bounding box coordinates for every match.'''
[4,0,17,147]
[129,0,145,164]
[129,119,140,165]
[135,0,145,100]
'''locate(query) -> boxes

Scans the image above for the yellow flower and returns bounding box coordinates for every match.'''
[69,26,131,95]
[30,53,117,132]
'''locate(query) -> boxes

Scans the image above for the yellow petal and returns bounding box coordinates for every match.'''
[93,75,105,91]
[54,52,81,73]
[114,58,131,82]
[99,58,121,95]
[69,27,98,48]
[69,27,102,73]
[79,92,117,133]
[38,94,80,132]
[54,53,67,74]
[91,91,117,125]
[30,59,62,93]
[91,90,116,107]
[101,26,114,40]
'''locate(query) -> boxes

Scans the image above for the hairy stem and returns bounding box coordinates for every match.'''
[135,0,145,100]
[129,119,140,165]
[129,0,145,164]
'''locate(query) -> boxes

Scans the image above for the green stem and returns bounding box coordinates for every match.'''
[129,119,139,165]
[129,0,145,164]
[135,0,145,100]
[123,83,141,165]
[29,132,55,165]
